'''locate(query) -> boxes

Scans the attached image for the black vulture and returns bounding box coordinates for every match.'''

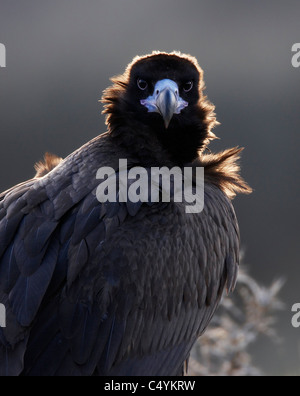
[0,52,251,376]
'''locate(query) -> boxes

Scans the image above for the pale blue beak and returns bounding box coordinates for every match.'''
[141,79,188,129]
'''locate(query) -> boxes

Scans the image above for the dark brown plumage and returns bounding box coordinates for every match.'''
[0,52,251,376]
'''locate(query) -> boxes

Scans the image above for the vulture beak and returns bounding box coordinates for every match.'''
[141,79,188,129]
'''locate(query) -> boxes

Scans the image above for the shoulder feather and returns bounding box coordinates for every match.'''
[34,153,63,178]
[197,147,252,200]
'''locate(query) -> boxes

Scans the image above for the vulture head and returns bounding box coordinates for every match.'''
[102,52,218,166]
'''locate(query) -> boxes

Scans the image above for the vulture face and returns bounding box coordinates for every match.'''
[127,55,201,130]
[103,52,217,164]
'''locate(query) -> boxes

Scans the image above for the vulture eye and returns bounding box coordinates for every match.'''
[183,81,194,93]
[137,79,148,91]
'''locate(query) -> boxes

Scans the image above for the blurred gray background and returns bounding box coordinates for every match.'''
[0,0,299,375]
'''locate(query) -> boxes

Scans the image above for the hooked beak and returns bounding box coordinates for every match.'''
[141,79,188,129]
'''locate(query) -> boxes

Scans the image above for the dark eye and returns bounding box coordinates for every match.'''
[183,81,193,93]
[137,79,148,91]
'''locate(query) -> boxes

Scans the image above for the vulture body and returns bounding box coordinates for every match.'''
[0,52,251,376]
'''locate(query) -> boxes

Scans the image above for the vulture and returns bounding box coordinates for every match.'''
[0,51,251,376]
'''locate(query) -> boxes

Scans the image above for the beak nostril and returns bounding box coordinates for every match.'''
[156,90,160,95]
